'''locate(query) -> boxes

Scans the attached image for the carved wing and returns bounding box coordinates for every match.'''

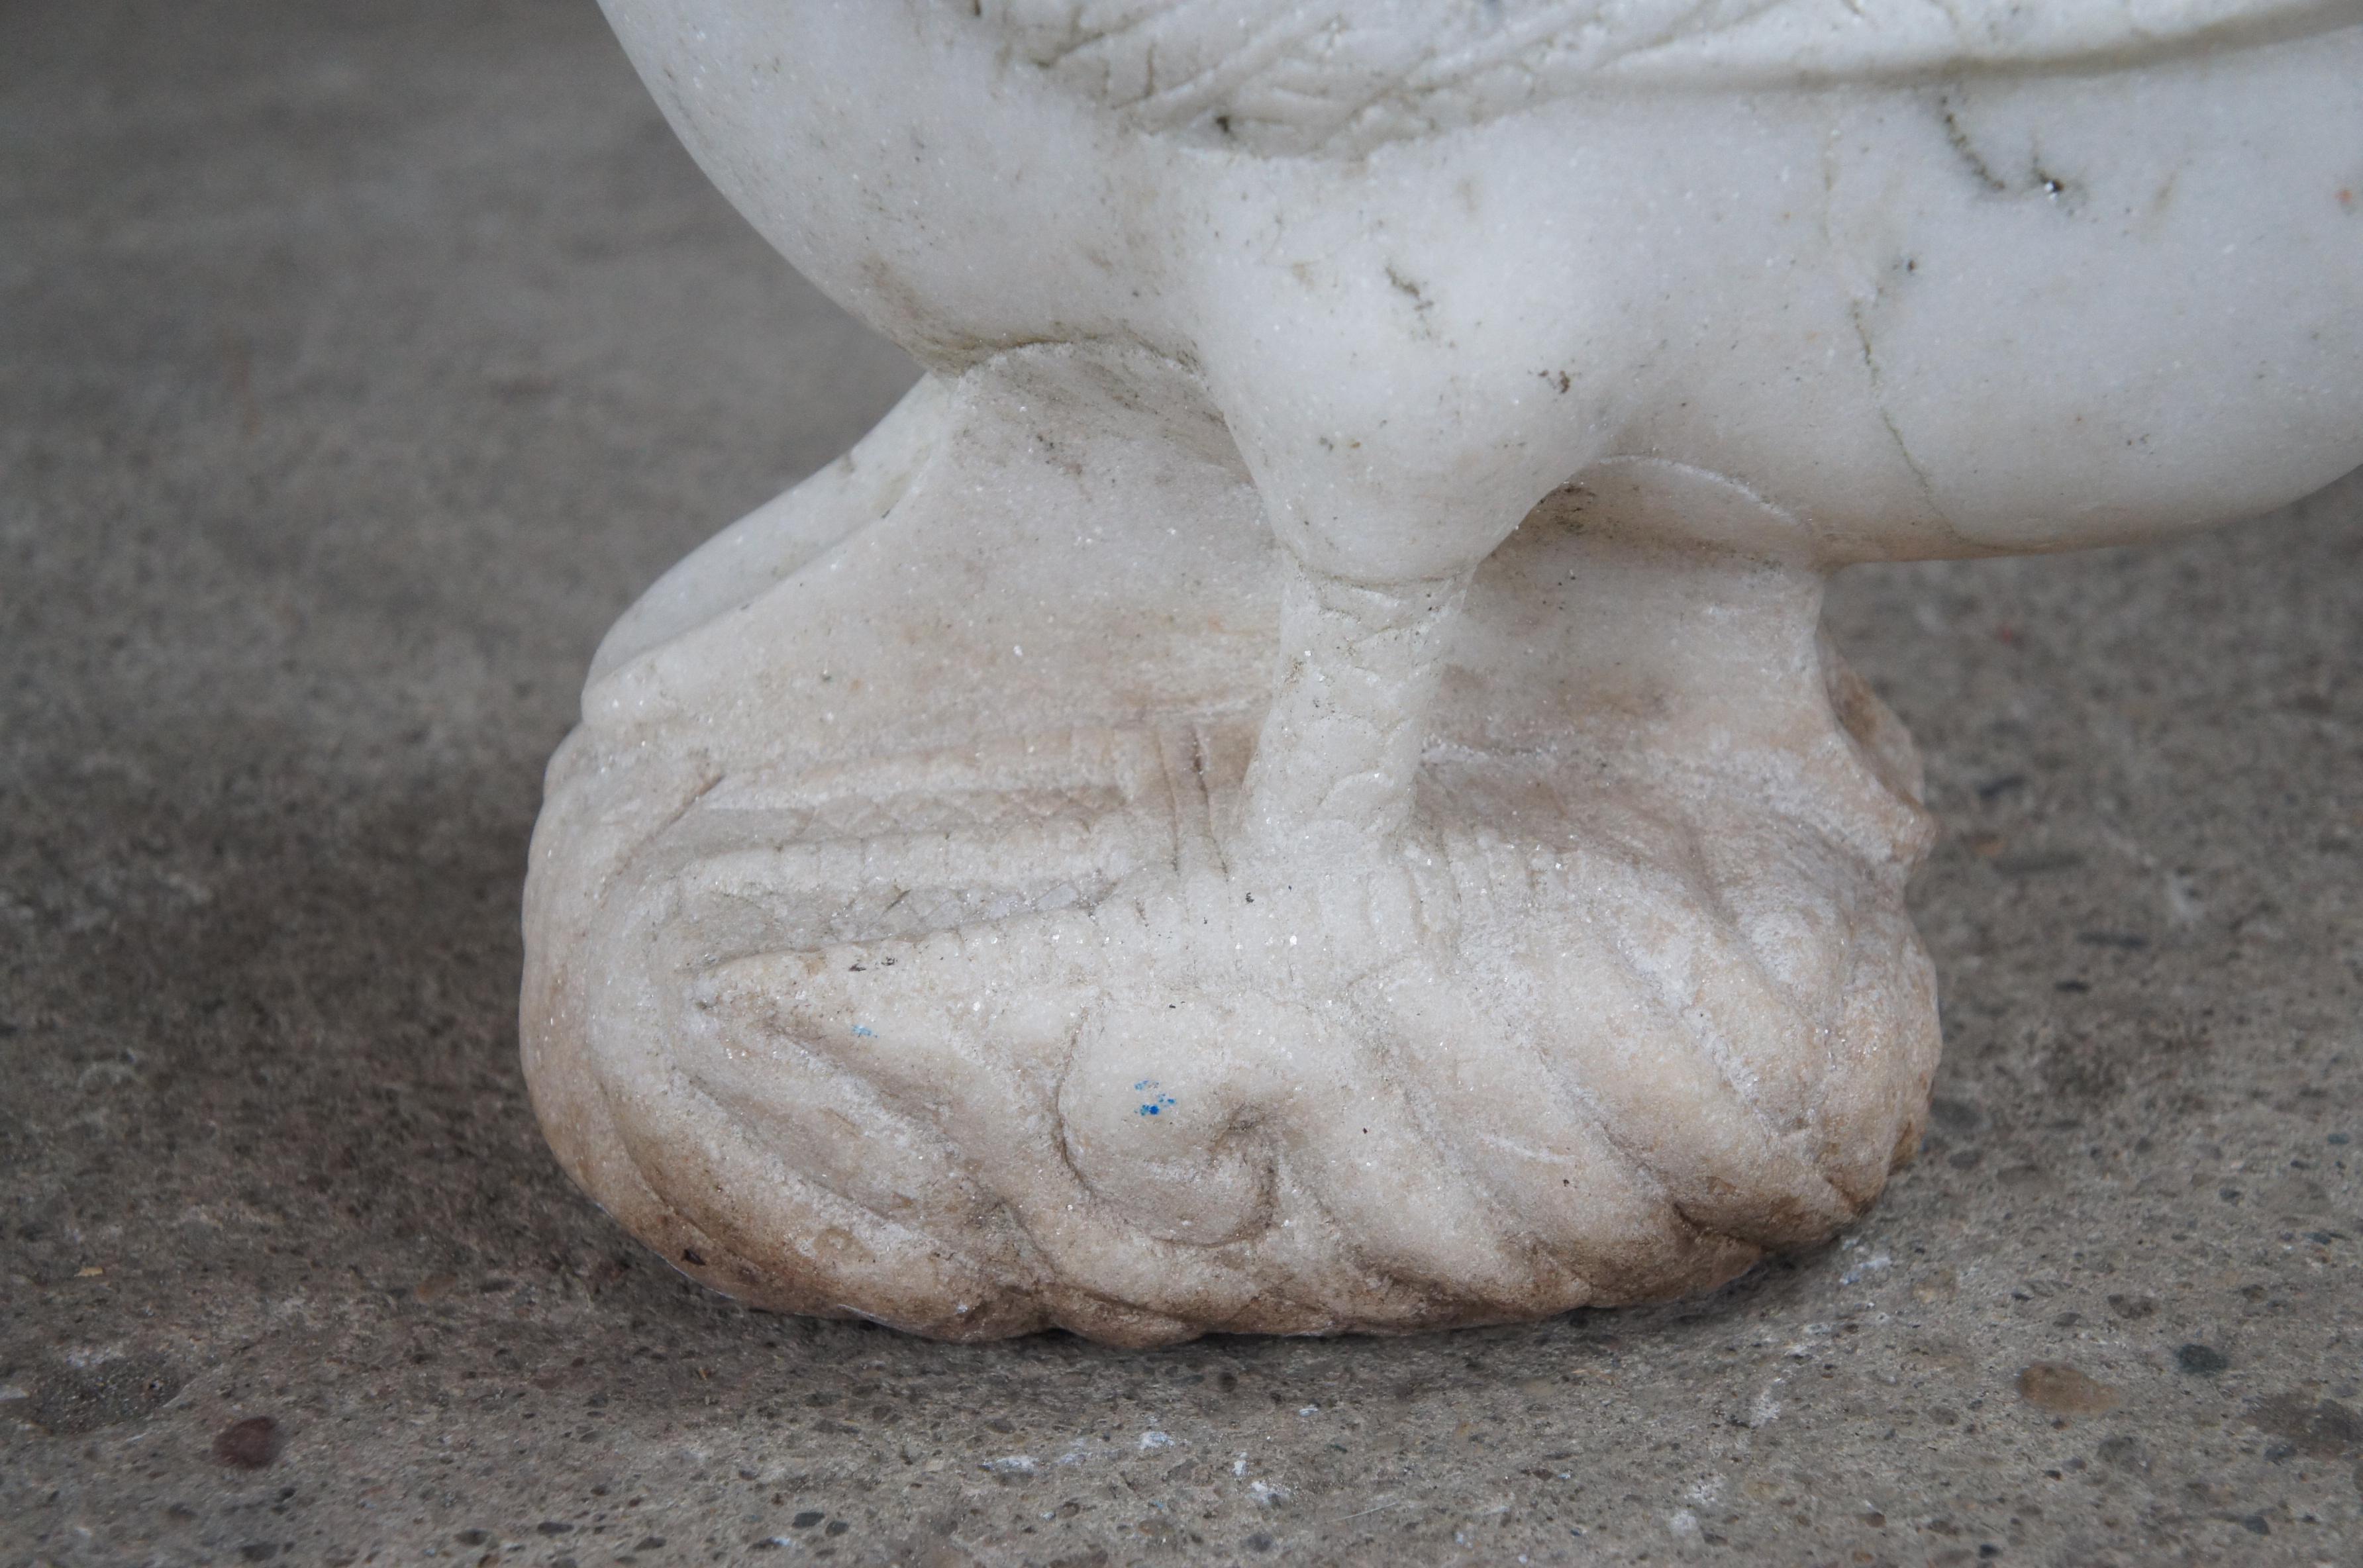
[976,0,2362,153]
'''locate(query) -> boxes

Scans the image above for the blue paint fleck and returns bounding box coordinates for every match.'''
[852,1024,875,1038]
[1133,1079,1176,1118]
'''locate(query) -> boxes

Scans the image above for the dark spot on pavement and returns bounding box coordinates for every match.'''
[2177,1344,2229,1375]
[2246,1394,2363,1458]
[1927,1097,1985,1134]
[213,1416,281,1469]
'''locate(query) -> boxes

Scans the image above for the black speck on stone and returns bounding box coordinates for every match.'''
[238,1546,277,1563]
[2241,1515,2270,1536]
[1979,1547,2002,1560]
[2178,1344,2230,1375]
[792,1510,825,1529]
[213,1416,281,1470]
[633,1538,666,1551]
[454,1528,489,1545]
[1246,1533,1276,1553]
[2107,1294,2158,1320]
[537,1520,576,1536]
[825,1520,850,1537]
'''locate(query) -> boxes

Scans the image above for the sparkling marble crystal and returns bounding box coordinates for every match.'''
[522,0,2363,1344]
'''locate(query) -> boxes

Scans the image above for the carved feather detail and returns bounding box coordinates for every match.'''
[972,0,2362,153]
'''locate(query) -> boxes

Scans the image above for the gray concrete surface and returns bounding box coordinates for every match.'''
[3,3,2360,1563]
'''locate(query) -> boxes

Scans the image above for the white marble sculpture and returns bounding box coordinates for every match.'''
[523,1,2363,1344]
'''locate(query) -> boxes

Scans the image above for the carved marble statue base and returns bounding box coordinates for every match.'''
[521,1,2363,1343]
[524,348,1940,1344]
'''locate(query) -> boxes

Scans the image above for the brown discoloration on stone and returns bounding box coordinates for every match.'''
[2018,1363,2120,1417]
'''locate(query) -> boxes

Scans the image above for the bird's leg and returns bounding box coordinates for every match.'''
[1232,554,1472,865]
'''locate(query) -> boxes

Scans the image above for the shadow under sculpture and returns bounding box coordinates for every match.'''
[521,0,2363,1345]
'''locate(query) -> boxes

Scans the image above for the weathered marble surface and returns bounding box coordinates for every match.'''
[525,0,2363,1342]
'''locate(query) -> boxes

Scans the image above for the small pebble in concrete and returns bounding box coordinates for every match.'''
[2095,1434,2144,1470]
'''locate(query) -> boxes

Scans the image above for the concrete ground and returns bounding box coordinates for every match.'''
[4,3,2360,1563]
